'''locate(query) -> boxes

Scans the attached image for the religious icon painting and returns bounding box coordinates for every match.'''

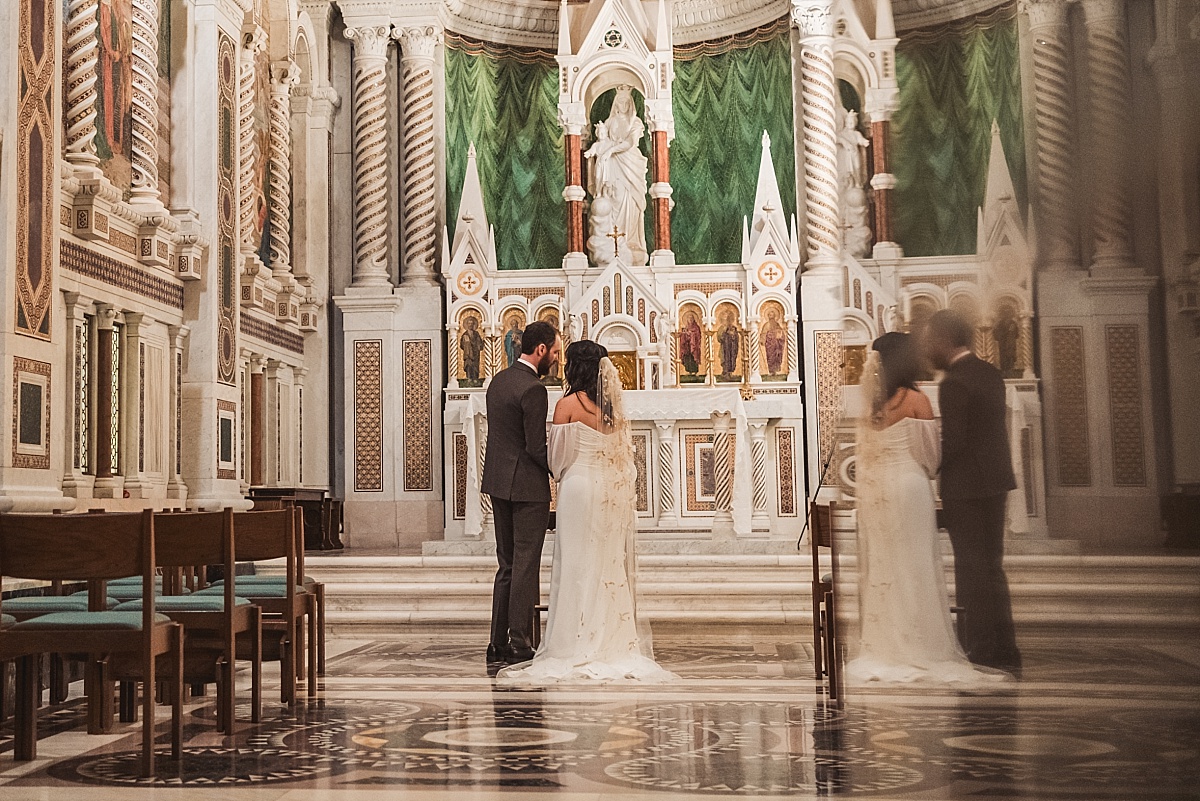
[456,308,486,388]
[537,307,563,386]
[757,300,788,381]
[713,302,742,383]
[501,308,526,369]
[992,298,1023,378]
[676,302,707,384]
[96,0,135,190]
[843,344,867,386]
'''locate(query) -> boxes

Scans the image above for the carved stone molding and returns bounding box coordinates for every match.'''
[792,0,834,39]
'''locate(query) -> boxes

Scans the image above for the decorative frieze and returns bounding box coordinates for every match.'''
[60,240,184,309]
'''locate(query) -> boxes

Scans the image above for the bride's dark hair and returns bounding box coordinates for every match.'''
[563,340,608,404]
[873,332,921,400]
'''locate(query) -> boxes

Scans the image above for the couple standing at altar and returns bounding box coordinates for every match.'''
[480,319,674,682]
[848,309,1022,684]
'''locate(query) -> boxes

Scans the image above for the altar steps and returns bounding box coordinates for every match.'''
[260,553,1200,638]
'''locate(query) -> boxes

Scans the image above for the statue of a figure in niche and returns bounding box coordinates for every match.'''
[836,106,873,258]
[585,86,649,267]
[993,304,1021,377]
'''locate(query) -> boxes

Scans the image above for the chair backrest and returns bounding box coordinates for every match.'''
[153,510,232,569]
[809,502,839,587]
[231,508,296,587]
[0,509,157,624]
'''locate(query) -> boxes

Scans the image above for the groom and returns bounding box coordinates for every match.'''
[481,320,561,664]
[925,310,1022,675]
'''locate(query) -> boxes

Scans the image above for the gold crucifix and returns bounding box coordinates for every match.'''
[606,226,625,258]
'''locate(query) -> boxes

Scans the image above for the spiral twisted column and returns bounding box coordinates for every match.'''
[749,323,762,377]
[397,26,441,285]
[478,417,493,531]
[64,0,100,168]
[749,420,770,525]
[447,324,461,388]
[1020,313,1035,379]
[345,25,393,287]
[128,0,161,206]
[786,314,799,379]
[269,61,300,279]
[712,412,734,536]
[1024,0,1080,270]
[654,421,677,516]
[1081,0,1135,270]
[792,1,840,269]
[239,26,267,258]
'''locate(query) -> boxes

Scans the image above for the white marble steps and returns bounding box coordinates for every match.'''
[256,553,1200,636]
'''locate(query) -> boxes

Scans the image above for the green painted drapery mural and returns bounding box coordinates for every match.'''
[893,3,1026,256]
[444,35,566,271]
[671,18,796,265]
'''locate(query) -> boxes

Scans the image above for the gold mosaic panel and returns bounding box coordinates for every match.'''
[1050,327,1090,487]
[403,340,433,492]
[354,340,384,492]
[1105,325,1146,487]
[12,357,51,469]
[453,432,468,520]
[814,330,843,471]
[675,282,741,296]
[633,432,649,513]
[498,287,563,301]
[776,427,796,517]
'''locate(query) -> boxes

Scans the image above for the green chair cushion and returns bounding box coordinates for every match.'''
[1,613,14,628]
[72,586,192,601]
[194,583,304,598]
[211,575,314,585]
[11,611,172,630]
[108,576,164,586]
[115,596,252,612]
[5,596,118,612]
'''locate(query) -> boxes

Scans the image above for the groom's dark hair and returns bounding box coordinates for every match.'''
[521,320,559,355]
[927,309,973,349]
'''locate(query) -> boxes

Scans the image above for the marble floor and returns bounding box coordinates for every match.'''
[1,627,1198,800]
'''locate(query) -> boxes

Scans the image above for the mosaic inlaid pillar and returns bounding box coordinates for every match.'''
[1024,0,1081,270]
[712,411,734,538]
[63,0,100,170]
[93,305,118,486]
[654,420,678,522]
[749,419,770,529]
[396,26,441,286]
[1081,0,1135,271]
[62,293,94,497]
[268,61,300,284]
[250,356,265,487]
[344,24,393,288]
[127,0,161,206]
[792,0,840,269]
[121,312,154,498]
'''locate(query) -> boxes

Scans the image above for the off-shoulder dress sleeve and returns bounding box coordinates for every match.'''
[547,424,578,481]
[909,418,942,479]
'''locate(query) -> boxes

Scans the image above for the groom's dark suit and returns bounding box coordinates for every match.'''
[482,360,551,656]
[939,353,1022,672]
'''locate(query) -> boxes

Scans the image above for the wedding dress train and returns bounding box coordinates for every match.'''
[847,417,1011,685]
[498,421,675,684]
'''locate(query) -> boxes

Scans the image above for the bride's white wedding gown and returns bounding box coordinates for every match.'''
[498,421,675,684]
[848,417,1011,685]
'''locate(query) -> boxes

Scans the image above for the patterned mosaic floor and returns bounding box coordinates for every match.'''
[1,630,1198,800]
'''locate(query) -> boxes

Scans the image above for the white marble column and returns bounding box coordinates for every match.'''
[62,292,96,498]
[128,0,161,207]
[712,411,734,538]
[1024,0,1081,270]
[344,24,393,288]
[239,24,268,270]
[395,25,442,286]
[654,420,678,525]
[64,0,100,172]
[749,419,770,530]
[121,312,153,498]
[269,60,300,289]
[1080,0,1136,271]
[792,0,840,269]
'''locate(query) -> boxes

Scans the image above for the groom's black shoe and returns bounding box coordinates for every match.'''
[486,643,509,663]
[505,645,535,664]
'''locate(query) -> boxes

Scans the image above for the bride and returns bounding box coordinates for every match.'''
[498,340,675,684]
[847,332,1011,685]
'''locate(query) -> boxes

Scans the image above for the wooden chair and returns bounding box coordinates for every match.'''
[114,509,262,732]
[809,501,841,704]
[195,508,314,702]
[0,510,184,776]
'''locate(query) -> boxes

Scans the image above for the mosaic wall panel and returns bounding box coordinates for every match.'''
[633,431,649,514]
[354,340,384,492]
[75,321,91,471]
[239,311,304,354]
[453,432,468,520]
[12,358,51,469]
[1020,426,1035,515]
[776,427,796,517]
[1105,325,1146,487]
[674,282,742,296]
[60,241,185,308]
[217,32,238,385]
[1050,327,1090,487]
[683,432,715,513]
[814,330,843,472]
[497,287,563,300]
[216,398,237,480]
[16,0,57,338]
[403,340,433,492]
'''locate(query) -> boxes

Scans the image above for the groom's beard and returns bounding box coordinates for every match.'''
[536,353,554,377]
